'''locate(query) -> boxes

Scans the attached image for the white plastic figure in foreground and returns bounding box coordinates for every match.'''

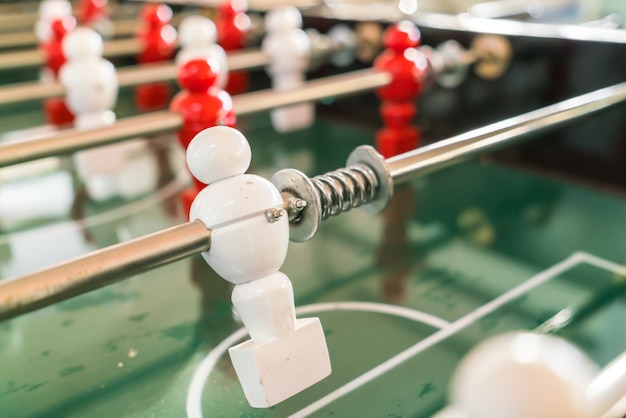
[176,16,228,89]
[60,28,158,201]
[262,6,314,133]
[187,126,331,407]
[435,332,626,418]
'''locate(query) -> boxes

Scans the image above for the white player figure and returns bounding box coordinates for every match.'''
[187,126,331,408]
[60,28,158,201]
[176,15,228,90]
[435,332,626,418]
[262,6,314,133]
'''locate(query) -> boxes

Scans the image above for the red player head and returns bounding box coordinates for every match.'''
[50,16,76,41]
[374,21,428,103]
[219,0,248,18]
[140,4,173,29]
[178,59,219,93]
[383,20,421,53]
[78,0,108,24]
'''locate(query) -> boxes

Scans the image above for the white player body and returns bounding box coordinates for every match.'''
[59,28,158,202]
[262,6,314,133]
[176,16,228,89]
[187,126,331,408]
[435,332,626,418]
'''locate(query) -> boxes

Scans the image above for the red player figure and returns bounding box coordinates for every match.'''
[77,0,113,37]
[77,0,107,25]
[135,4,177,112]
[374,21,428,159]
[42,16,76,127]
[216,0,251,94]
[170,58,236,216]
[374,22,428,302]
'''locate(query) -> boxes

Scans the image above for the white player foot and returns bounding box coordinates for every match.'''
[229,317,331,407]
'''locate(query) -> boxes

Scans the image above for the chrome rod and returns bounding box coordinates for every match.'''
[0,48,269,106]
[0,12,39,32]
[0,111,183,167]
[387,82,626,185]
[0,220,211,321]
[0,19,140,49]
[0,31,38,49]
[0,37,141,71]
[117,48,269,85]
[233,68,391,115]
[0,69,391,167]
[0,81,65,106]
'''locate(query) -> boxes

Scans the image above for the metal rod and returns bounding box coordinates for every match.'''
[116,48,268,86]
[0,38,141,71]
[0,4,145,33]
[0,68,391,167]
[0,31,38,49]
[0,81,65,106]
[232,68,391,115]
[0,12,39,32]
[0,111,183,167]
[0,220,211,321]
[0,48,268,106]
[387,82,626,185]
[0,19,140,49]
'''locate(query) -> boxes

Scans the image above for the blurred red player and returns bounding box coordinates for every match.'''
[77,0,108,25]
[216,0,251,94]
[170,58,236,216]
[76,0,108,25]
[135,4,177,112]
[42,16,76,127]
[374,22,428,301]
[374,21,428,159]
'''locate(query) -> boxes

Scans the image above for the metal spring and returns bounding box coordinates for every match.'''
[311,164,379,220]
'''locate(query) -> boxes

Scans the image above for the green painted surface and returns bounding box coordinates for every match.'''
[0,109,625,417]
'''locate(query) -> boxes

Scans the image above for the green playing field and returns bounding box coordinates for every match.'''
[1,107,625,417]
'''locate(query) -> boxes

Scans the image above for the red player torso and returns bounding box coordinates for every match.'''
[374,49,427,104]
[138,28,176,64]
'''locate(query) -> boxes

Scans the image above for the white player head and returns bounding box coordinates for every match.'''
[178,15,217,49]
[35,0,73,42]
[62,27,104,60]
[445,332,598,418]
[264,6,302,33]
[186,126,251,184]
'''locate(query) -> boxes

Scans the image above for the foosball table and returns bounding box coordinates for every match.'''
[0,0,625,417]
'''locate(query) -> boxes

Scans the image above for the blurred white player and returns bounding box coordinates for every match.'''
[176,15,229,89]
[435,332,626,418]
[187,126,331,408]
[59,28,158,202]
[262,6,314,133]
